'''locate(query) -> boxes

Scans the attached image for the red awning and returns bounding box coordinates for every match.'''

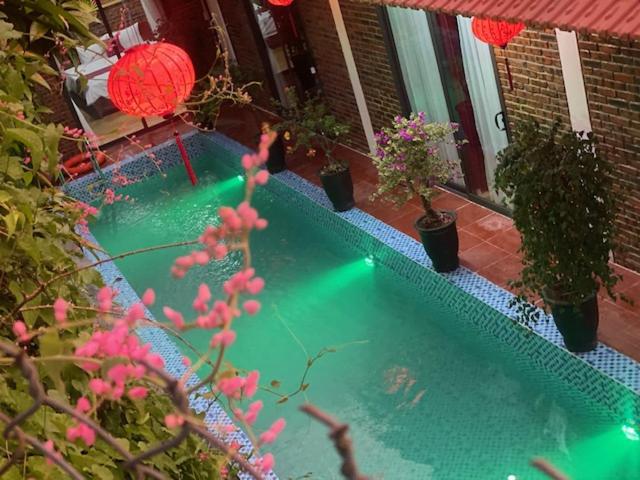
[358,0,640,38]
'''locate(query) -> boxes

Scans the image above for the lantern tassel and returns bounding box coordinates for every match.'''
[505,56,514,90]
[174,130,198,186]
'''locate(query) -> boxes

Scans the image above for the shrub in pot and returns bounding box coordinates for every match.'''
[372,113,461,272]
[494,119,621,352]
[274,92,353,211]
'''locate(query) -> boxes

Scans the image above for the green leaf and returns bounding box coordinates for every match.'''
[29,21,49,42]
[91,464,114,480]
[30,72,50,90]
[5,128,43,169]
[3,210,23,236]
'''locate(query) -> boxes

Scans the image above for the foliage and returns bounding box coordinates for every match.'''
[494,119,620,313]
[273,88,350,174]
[187,43,256,130]
[0,2,237,477]
[371,112,459,226]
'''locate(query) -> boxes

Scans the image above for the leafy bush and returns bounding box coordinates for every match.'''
[273,89,350,175]
[494,119,620,310]
[0,2,228,477]
[371,113,459,227]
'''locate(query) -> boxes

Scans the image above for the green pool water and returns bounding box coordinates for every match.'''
[90,147,640,479]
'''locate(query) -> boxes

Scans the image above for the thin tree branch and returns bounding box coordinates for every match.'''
[300,404,369,480]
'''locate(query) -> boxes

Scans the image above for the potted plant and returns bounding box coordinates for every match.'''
[372,113,461,272]
[274,92,353,211]
[260,121,287,174]
[494,119,621,352]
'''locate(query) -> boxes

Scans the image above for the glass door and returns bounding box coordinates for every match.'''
[385,7,509,204]
[247,0,319,106]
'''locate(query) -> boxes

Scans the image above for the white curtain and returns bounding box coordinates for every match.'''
[387,8,462,184]
[457,16,509,201]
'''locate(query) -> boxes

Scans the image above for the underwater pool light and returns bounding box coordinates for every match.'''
[507,475,517,480]
[622,423,640,441]
[364,254,375,267]
[236,175,244,182]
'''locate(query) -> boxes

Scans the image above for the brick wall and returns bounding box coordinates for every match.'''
[578,34,640,270]
[341,2,402,138]
[493,28,571,131]
[296,0,367,150]
[296,0,401,150]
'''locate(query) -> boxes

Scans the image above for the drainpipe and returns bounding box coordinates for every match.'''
[555,29,592,133]
[327,0,376,154]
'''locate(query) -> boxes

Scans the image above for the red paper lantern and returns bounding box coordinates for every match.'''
[471,18,524,48]
[268,0,293,6]
[107,42,195,118]
[108,42,198,185]
[472,18,524,90]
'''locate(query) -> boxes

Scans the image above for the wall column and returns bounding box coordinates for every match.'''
[328,0,376,153]
[555,29,592,133]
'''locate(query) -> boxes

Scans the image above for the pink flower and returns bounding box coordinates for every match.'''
[43,439,61,466]
[75,397,91,413]
[210,329,236,348]
[243,300,261,316]
[244,371,260,397]
[182,356,191,366]
[217,376,245,398]
[107,364,129,384]
[255,218,268,230]
[96,287,114,312]
[163,306,185,329]
[12,321,28,341]
[128,386,148,400]
[142,289,155,306]
[246,277,265,295]
[164,413,184,429]
[260,418,286,444]
[193,284,211,312]
[254,170,269,185]
[125,302,145,324]
[241,154,253,170]
[53,298,69,324]
[257,453,275,473]
[244,400,263,424]
[67,423,95,446]
[192,250,210,265]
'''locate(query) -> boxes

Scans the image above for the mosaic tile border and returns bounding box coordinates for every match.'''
[200,132,640,420]
[64,130,640,426]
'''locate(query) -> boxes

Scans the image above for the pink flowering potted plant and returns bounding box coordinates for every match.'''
[372,112,461,272]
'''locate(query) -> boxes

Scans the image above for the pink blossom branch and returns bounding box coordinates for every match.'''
[0,411,83,480]
[4,239,199,324]
[140,360,265,480]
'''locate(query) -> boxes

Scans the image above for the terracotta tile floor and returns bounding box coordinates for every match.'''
[108,105,640,362]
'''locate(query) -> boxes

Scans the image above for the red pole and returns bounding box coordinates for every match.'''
[174,130,197,185]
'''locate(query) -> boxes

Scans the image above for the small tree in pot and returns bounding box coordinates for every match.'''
[372,113,461,272]
[275,92,353,211]
[494,119,621,352]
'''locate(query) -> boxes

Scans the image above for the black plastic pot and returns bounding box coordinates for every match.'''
[319,167,355,212]
[267,136,287,174]
[414,212,459,273]
[546,292,599,353]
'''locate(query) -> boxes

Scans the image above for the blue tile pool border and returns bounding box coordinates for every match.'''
[65,130,640,428]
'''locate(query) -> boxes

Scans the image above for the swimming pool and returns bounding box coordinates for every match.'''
[84,134,639,479]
